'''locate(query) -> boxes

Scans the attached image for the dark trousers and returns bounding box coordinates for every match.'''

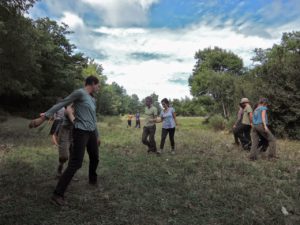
[142,125,157,152]
[127,120,132,127]
[235,124,251,149]
[160,128,175,150]
[54,128,99,197]
[135,120,140,128]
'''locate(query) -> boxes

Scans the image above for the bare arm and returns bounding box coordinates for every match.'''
[249,112,253,126]
[261,110,268,131]
[173,112,177,125]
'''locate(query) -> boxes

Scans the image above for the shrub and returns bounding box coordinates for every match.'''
[208,114,226,131]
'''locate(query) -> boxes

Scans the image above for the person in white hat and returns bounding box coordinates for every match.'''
[235,97,253,150]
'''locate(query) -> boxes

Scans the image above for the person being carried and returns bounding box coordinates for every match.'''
[152,98,177,155]
[142,96,158,153]
[49,98,65,146]
[56,104,75,178]
[29,75,101,206]
[249,98,277,161]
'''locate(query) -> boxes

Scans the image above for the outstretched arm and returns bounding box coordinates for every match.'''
[44,90,82,119]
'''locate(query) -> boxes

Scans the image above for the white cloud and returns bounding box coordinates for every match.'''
[59,12,85,29]
[81,0,159,26]
[77,23,285,100]
[48,2,299,100]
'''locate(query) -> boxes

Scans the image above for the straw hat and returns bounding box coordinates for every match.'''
[240,98,250,104]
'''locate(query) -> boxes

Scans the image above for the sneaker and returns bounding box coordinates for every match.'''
[171,150,175,155]
[156,149,162,156]
[50,194,65,206]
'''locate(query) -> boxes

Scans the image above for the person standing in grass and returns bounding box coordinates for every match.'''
[232,103,244,146]
[250,98,277,161]
[29,75,101,206]
[135,111,141,128]
[236,98,253,150]
[127,112,134,128]
[56,104,75,178]
[153,98,177,155]
[142,96,158,153]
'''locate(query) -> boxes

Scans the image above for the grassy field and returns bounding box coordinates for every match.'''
[0,116,299,225]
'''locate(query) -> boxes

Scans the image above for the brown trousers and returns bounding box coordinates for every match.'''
[250,124,276,158]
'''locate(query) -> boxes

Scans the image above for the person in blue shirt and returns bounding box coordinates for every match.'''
[249,98,277,161]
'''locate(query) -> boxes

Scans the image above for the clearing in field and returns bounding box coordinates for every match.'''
[0,117,299,225]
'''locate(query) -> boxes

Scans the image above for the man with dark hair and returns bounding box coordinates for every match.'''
[142,96,158,153]
[29,75,101,206]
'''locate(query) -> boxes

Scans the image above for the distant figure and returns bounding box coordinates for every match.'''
[49,98,65,146]
[127,112,134,128]
[237,98,253,150]
[135,111,141,128]
[153,98,177,155]
[142,96,158,153]
[232,103,244,146]
[250,98,277,161]
[56,104,75,178]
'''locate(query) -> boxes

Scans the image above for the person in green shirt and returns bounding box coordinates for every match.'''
[29,76,101,206]
[142,96,158,153]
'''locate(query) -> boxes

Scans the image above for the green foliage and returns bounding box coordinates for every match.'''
[189,33,300,139]
[189,47,244,118]
[208,114,226,131]
[0,2,87,115]
[253,31,300,139]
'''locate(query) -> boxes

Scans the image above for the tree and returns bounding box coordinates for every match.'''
[189,47,244,118]
[252,32,300,138]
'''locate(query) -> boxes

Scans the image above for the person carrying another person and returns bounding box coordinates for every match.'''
[249,98,277,161]
[236,98,253,150]
[29,75,101,206]
[142,96,158,153]
[152,98,177,155]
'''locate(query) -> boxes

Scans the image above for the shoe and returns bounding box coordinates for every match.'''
[50,194,65,206]
[171,150,175,155]
[156,149,162,156]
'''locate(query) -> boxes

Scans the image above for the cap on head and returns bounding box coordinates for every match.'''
[240,98,250,104]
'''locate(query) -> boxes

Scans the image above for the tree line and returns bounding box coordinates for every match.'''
[187,33,300,139]
[1,0,299,139]
[0,0,160,117]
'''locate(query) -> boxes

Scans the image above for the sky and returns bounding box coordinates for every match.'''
[29,0,300,100]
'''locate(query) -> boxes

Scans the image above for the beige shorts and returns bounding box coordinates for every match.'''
[58,126,73,161]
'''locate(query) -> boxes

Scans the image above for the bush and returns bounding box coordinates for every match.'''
[208,114,226,131]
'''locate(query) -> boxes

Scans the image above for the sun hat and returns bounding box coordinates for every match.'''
[240,98,250,104]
